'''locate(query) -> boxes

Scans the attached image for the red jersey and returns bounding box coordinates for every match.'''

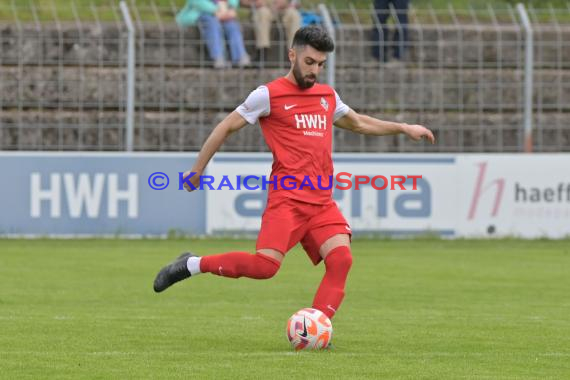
[236,77,350,205]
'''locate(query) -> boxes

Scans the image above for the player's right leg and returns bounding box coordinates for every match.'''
[196,197,308,282]
[153,250,283,293]
[153,252,196,293]
[153,197,305,293]
[200,196,307,281]
[198,249,282,279]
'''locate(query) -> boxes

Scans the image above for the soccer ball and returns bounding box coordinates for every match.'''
[286,308,332,350]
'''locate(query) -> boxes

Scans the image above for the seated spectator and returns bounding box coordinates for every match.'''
[241,0,301,65]
[371,0,409,63]
[176,0,251,68]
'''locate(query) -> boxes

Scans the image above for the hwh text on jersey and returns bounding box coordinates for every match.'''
[294,114,327,130]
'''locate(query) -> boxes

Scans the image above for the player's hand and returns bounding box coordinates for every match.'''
[402,124,435,144]
[182,170,201,192]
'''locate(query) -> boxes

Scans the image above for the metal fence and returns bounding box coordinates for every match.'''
[0,1,569,152]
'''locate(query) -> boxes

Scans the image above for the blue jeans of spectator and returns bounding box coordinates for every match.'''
[199,14,248,63]
[372,0,409,61]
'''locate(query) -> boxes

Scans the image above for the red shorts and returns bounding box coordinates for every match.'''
[256,196,352,265]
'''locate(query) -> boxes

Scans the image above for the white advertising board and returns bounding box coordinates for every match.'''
[206,153,570,239]
[456,154,570,238]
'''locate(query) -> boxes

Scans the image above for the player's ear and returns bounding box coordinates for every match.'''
[288,48,295,64]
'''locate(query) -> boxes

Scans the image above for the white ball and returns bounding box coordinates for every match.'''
[286,308,333,350]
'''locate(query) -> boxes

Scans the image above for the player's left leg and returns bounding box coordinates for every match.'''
[300,200,353,319]
[311,234,352,319]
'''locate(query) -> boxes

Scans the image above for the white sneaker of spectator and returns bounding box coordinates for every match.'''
[238,54,251,68]
[213,58,230,69]
[384,59,405,68]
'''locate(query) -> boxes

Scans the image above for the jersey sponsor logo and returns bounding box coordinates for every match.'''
[294,114,327,130]
[284,104,297,110]
[303,130,324,137]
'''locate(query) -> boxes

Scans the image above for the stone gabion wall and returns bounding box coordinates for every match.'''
[1,23,569,152]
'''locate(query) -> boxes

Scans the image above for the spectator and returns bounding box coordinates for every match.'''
[176,0,251,68]
[371,0,409,63]
[241,0,301,64]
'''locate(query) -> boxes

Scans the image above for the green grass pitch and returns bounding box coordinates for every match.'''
[1,238,569,379]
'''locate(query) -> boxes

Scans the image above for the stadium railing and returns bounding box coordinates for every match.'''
[0,1,569,152]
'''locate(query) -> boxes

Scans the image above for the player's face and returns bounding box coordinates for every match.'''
[290,46,327,89]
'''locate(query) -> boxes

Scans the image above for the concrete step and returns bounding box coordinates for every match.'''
[2,110,569,152]
[2,66,569,112]
[1,23,569,69]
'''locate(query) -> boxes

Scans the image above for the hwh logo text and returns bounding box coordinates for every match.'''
[30,173,138,219]
[295,114,327,130]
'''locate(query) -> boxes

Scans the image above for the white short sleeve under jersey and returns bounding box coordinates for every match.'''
[236,85,350,125]
[235,86,271,125]
[333,90,350,122]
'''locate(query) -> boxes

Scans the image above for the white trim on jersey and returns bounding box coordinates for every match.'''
[235,84,351,125]
[333,90,350,122]
[235,85,270,125]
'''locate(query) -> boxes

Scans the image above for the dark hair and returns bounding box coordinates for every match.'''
[291,25,334,53]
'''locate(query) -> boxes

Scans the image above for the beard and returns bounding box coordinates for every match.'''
[292,61,317,89]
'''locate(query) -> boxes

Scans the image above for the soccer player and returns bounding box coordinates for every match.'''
[153,26,435,321]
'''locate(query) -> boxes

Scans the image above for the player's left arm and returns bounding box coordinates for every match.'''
[334,109,435,144]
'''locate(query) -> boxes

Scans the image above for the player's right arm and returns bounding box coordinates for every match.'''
[182,111,248,191]
[182,85,270,192]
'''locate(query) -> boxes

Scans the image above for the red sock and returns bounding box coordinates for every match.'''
[200,252,281,279]
[312,246,353,319]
